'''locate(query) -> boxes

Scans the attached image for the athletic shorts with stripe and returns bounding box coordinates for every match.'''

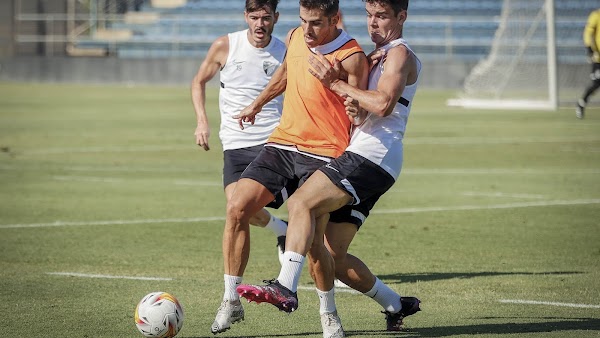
[223,144,296,209]
[320,151,396,228]
[239,145,324,205]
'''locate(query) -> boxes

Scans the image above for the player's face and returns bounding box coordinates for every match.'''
[245,7,278,48]
[299,7,339,48]
[365,2,405,47]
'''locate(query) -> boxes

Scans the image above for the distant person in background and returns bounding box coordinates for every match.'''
[576,8,600,119]
[190,2,289,333]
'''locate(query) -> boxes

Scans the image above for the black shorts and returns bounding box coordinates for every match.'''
[223,144,295,209]
[240,145,329,203]
[321,151,396,228]
[223,145,265,187]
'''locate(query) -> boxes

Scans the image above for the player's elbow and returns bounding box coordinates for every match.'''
[371,97,394,117]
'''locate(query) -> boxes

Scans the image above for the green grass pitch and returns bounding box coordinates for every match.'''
[0,82,599,337]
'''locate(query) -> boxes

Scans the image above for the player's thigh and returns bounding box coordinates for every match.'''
[228,178,276,217]
[224,182,236,203]
[290,170,352,216]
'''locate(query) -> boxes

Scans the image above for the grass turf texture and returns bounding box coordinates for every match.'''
[0,82,599,337]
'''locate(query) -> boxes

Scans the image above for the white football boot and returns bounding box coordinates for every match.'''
[210,299,244,334]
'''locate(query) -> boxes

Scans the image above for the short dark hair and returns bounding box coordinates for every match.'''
[364,0,409,15]
[246,0,279,13]
[299,0,339,18]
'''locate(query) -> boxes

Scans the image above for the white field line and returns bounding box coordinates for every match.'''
[461,191,546,199]
[297,285,360,295]
[500,299,600,309]
[44,273,357,293]
[173,180,222,187]
[2,199,599,229]
[401,168,600,175]
[403,136,600,145]
[46,272,173,281]
[52,175,221,187]
[0,217,225,229]
[14,136,600,155]
[372,199,600,215]
[24,145,188,155]
[53,175,125,183]
[2,165,600,175]
[65,165,198,173]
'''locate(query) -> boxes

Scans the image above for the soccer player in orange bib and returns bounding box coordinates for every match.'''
[210,0,368,335]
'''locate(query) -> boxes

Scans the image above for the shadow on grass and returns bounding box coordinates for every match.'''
[185,317,600,337]
[370,317,600,337]
[378,271,583,284]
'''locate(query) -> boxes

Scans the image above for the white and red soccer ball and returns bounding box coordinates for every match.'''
[134,292,184,338]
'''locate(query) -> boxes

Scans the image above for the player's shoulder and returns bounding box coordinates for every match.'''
[270,35,287,49]
[211,34,230,50]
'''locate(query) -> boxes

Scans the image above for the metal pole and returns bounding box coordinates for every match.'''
[546,0,558,109]
[90,0,97,35]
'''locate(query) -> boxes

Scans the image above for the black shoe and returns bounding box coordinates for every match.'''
[383,296,421,331]
[276,235,286,265]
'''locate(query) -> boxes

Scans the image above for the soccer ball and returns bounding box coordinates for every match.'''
[134,292,184,338]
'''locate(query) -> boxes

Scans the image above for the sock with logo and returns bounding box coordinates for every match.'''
[364,277,401,313]
[316,287,336,315]
[277,251,304,292]
[265,214,288,237]
[224,274,242,301]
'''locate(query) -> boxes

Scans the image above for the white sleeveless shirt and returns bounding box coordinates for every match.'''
[346,38,421,180]
[218,29,286,150]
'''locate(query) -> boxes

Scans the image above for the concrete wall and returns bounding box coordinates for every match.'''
[0,56,592,106]
[0,1,14,57]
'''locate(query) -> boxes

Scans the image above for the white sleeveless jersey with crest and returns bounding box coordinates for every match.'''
[346,38,421,180]
[219,29,286,150]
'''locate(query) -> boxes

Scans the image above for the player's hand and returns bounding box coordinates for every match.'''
[367,48,385,68]
[194,123,210,151]
[308,52,346,90]
[343,95,364,125]
[233,104,259,130]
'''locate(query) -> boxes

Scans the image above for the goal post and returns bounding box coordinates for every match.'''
[447,0,558,110]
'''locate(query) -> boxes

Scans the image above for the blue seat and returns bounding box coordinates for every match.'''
[79,0,594,61]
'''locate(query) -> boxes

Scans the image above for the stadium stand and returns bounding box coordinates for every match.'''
[66,0,597,64]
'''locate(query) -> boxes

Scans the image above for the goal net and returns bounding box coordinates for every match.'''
[448,0,558,110]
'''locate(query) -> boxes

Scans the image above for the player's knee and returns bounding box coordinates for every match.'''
[226,198,250,225]
[287,193,312,216]
[331,250,348,268]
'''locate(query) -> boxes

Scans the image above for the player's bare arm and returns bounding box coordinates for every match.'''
[312,45,416,117]
[337,51,368,122]
[233,27,294,129]
[191,35,228,150]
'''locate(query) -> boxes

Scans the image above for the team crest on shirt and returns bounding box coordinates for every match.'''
[263,61,277,76]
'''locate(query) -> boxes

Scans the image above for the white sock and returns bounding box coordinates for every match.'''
[317,287,336,315]
[265,214,288,237]
[364,277,401,313]
[277,251,304,292]
[223,274,242,301]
